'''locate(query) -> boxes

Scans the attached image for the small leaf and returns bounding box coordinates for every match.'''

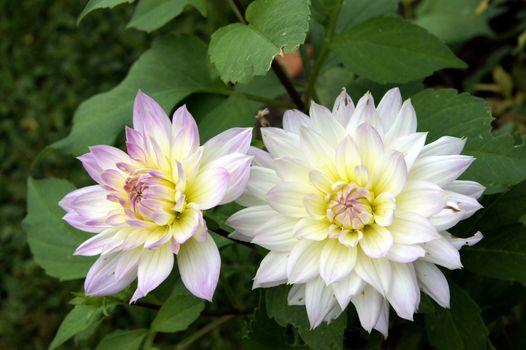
[151,283,205,333]
[127,0,203,32]
[425,284,489,350]
[411,89,526,194]
[49,305,105,350]
[52,35,220,156]
[333,16,466,84]
[96,329,149,350]
[78,0,134,24]
[22,178,94,280]
[208,0,310,84]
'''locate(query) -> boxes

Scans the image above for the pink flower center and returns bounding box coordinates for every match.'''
[327,184,374,230]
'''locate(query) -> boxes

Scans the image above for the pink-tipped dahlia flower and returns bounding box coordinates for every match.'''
[60,92,252,302]
[227,88,483,335]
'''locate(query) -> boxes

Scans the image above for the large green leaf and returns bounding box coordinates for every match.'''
[53,35,219,156]
[22,178,94,280]
[208,0,310,84]
[96,329,149,350]
[425,284,489,350]
[78,0,134,24]
[50,305,106,350]
[411,89,526,194]
[332,16,466,84]
[151,283,205,333]
[127,0,203,32]
[336,0,398,32]
[265,285,347,350]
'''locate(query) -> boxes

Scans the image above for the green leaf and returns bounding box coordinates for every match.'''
[414,0,494,44]
[78,0,134,24]
[336,0,398,32]
[332,16,466,84]
[22,178,94,280]
[265,285,347,350]
[242,306,296,350]
[316,66,354,106]
[49,305,105,350]
[96,329,149,350]
[127,0,203,32]
[462,226,526,285]
[425,284,489,350]
[52,35,219,156]
[151,283,205,333]
[208,0,310,84]
[411,89,526,194]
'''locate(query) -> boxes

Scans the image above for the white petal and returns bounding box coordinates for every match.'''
[131,244,174,302]
[386,244,426,263]
[310,102,346,148]
[226,205,275,239]
[389,211,439,244]
[299,126,338,179]
[288,284,306,305]
[354,253,392,294]
[85,252,138,296]
[74,229,118,256]
[373,299,390,338]
[320,239,357,284]
[415,261,450,308]
[377,87,402,132]
[294,217,330,240]
[332,89,355,127]
[305,278,337,329]
[396,181,447,218]
[384,99,417,143]
[355,123,385,172]
[388,132,427,170]
[332,273,364,309]
[133,92,171,153]
[287,240,323,284]
[176,233,220,301]
[261,127,303,159]
[267,182,308,217]
[446,231,483,249]
[373,192,396,227]
[170,105,200,161]
[253,252,288,288]
[419,136,466,157]
[303,193,327,219]
[387,262,419,320]
[273,157,311,185]
[187,167,229,210]
[351,284,383,333]
[360,224,393,258]
[251,216,297,252]
[335,136,361,182]
[202,127,252,163]
[422,235,462,269]
[238,166,281,206]
[410,155,474,186]
[347,92,382,134]
[444,180,485,199]
[372,150,407,196]
[248,146,273,168]
[283,109,310,134]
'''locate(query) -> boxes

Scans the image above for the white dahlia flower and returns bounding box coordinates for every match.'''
[227,88,483,335]
[60,92,252,302]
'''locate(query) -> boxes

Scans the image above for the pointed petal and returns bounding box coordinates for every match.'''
[444,180,485,199]
[85,252,137,296]
[237,166,281,206]
[419,136,466,157]
[351,284,383,333]
[415,261,450,308]
[283,109,311,134]
[354,252,392,294]
[355,123,384,172]
[373,192,396,227]
[347,92,382,134]
[248,146,273,168]
[267,182,308,217]
[389,212,439,244]
[422,236,462,269]
[288,284,306,305]
[332,273,364,309]
[385,99,417,143]
[396,181,447,218]
[332,88,355,127]
[377,87,402,131]
[294,217,330,240]
[372,150,407,196]
[305,278,337,329]
[446,231,483,249]
[287,240,323,284]
[299,126,338,179]
[261,127,303,159]
[387,263,419,320]
[388,132,427,170]
[251,216,297,252]
[202,127,252,163]
[253,251,288,288]
[226,205,275,239]
[387,244,426,263]
[310,102,346,147]
[410,155,474,186]
[360,224,393,258]
[320,239,357,284]
[171,105,200,161]
[335,136,361,182]
[187,167,229,210]
[131,244,174,302]
[133,91,171,151]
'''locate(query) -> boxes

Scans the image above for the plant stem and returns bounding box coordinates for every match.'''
[213,227,255,249]
[228,0,304,110]
[174,315,235,350]
[303,0,343,111]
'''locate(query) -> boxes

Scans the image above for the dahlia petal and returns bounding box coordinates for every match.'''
[388,132,427,170]
[385,99,417,143]
[303,193,327,219]
[351,284,383,333]
[389,211,439,244]
[305,278,337,329]
[125,127,145,162]
[386,244,426,263]
[415,261,450,308]
[85,252,137,296]
[310,101,346,147]
[133,91,171,150]
[176,233,220,301]
[299,126,338,179]
[294,217,330,240]
[422,236,462,269]
[131,244,174,302]
[283,109,311,134]
[202,127,252,163]
[372,150,407,196]
[410,155,474,186]
[396,181,447,218]
[332,273,364,309]
[89,145,135,172]
[360,224,393,258]
[248,146,274,168]
[261,127,303,159]
[251,216,297,252]
[335,136,361,182]
[373,192,396,227]
[170,207,200,244]
[287,240,323,284]
[377,87,402,131]
[332,88,355,127]
[347,92,382,134]
[288,284,306,305]
[320,239,357,284]
[75,229,117,256]
[374,299,390,338]
[114,248,143,280]
[444,180,485,199]
[204,153,252,204]
[273,157,311,184]
[355,123,385,172]
[387,263,419,320]
[77,153,104,183]
[187,167,229,210]
[63,211,108,233]
[354,253,392,294]
[171,105,199,159]
[226,205,275,239]
[419,136,466,157]
[237,166,280,206]
[267,182,308,217]
[253,251,288,288]
[446,231,483,249]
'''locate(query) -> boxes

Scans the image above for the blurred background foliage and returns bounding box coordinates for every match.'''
[1,0,526,349]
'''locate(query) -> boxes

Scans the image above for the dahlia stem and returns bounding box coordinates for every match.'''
[227,0,304,110]
[303,0,343,111]
[174,315,234,350]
